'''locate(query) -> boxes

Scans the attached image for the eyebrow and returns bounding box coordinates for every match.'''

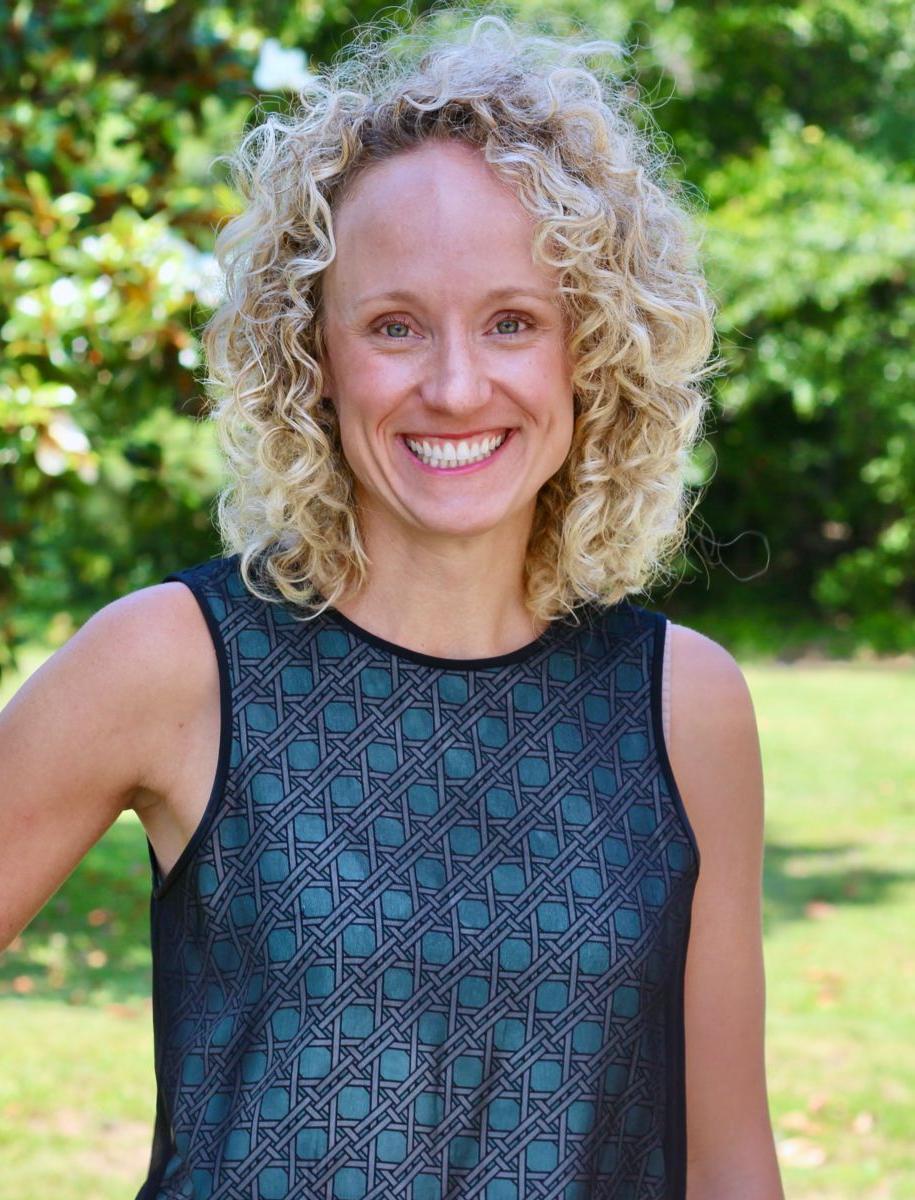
[354,286,557,307]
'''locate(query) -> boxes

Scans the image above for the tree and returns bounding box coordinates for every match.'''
[2,0,912,677]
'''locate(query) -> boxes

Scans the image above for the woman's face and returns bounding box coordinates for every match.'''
[318,138,575,544]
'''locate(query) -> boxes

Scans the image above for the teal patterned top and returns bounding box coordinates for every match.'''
[134,553,700,1200]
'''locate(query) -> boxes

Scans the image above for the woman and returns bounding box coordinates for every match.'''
[1,9,785,1198]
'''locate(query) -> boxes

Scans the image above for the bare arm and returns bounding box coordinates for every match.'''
[0,583,206,950]
[667,623,785,1200]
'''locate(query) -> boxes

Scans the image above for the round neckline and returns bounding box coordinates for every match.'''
[324,603,566,670]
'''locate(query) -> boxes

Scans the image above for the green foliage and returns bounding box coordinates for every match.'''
[699,118,915,643]
[2,0,913,675]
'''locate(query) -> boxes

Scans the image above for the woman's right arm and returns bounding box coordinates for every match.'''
[0,583,205,950]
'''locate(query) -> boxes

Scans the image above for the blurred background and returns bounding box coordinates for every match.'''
[0,2,912,1198]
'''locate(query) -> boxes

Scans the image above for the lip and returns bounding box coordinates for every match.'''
[400,427,512,441]
[397,428,516,475]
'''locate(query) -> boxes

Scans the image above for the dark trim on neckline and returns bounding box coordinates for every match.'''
[324,604,568,670]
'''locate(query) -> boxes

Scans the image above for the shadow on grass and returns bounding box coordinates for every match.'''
[0,814,154,1008]
[762,839,910,928]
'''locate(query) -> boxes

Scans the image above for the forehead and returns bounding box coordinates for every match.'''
[326,140,548,300]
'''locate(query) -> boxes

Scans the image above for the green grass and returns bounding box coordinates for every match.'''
[1,652,912,1199]
[751,663,915,1198]
[0,815,158,1199]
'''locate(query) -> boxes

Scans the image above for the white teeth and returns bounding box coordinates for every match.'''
[404,431,507,467]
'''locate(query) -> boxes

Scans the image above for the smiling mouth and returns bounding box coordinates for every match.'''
[400,429,513,468]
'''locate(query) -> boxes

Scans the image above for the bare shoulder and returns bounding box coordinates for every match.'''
[83,578,208,656]
[77,580,215,720]
[667,620,753,709]
[664,624,781,1187]
[0,580,219,948]
[94,581,219,803]
[664,619,764,866]
[74,581,224,876]
[11,580,217,808]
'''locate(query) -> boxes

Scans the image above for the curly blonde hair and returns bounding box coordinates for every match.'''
[202,4,720,624]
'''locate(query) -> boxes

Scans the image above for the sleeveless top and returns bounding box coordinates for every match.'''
[135,553,700,1200]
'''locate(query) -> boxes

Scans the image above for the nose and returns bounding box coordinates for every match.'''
[420,329,493,416]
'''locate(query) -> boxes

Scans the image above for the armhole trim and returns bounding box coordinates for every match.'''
[662,622,672,749]
[150,572,233,902]
[650,613,702,878]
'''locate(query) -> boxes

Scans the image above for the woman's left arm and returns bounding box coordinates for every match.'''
[667,623,786,1200]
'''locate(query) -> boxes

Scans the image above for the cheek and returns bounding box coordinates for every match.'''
[342,351,412,406]
[518,347,575,414]
[332,364,398,433]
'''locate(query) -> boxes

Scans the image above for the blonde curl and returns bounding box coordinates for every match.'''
[201,4,722,625]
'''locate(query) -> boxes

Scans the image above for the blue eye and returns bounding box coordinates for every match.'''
[495,317,523,336]
[382,321,410,338]
[374,313,531,339]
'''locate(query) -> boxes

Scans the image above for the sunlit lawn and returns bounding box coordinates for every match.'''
[0,653,912,1199]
